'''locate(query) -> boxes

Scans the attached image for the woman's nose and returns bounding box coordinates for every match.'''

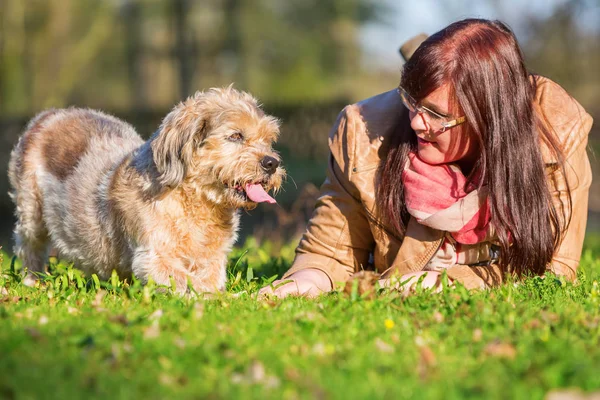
[409,111,429,132]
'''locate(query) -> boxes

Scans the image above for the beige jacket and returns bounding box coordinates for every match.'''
[283,77,593,289]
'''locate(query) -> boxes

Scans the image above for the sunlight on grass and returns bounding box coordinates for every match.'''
[0,237,598,399]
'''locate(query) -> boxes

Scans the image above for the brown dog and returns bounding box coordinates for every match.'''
[8,87,284,293]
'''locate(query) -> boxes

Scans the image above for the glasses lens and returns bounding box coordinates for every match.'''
[400,87,465,133]
[423,108,444,122]
[399,88,417,112]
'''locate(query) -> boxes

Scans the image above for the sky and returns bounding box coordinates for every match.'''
[360,0,600,70]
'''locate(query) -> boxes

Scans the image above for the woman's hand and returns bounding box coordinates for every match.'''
[257,270,450,299]
[378,271,450,296]
[258,269,332,298]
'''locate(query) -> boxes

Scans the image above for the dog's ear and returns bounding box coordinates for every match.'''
[151,102,208,188]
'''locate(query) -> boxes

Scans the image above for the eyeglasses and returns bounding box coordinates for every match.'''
[398,87,466,133]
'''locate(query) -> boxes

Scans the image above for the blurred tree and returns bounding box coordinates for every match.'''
[173,0,194,98]
[0,0,29,113]
[0,0,385,115]
[522,0,600,115]
[2,0,597,118]
[0,0,122,114]
[122,0,145,110]
[231,0,386,102]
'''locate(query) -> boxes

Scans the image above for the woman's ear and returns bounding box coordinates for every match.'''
[151,103,207,188]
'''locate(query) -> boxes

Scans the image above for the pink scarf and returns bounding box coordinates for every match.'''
[402,153,491,245]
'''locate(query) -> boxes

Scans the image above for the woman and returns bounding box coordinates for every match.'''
[260,19,593,297]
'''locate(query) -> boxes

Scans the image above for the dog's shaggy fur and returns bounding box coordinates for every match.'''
[8,87,284,293]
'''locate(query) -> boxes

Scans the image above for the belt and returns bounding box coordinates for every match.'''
[469,244,501,267]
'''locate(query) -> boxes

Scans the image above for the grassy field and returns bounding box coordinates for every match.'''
[1,236,599,400]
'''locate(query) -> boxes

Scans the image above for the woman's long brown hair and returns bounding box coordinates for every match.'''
[377,19,570,276]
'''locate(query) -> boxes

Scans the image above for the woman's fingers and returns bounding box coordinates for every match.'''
[257,269,332,299]
[258,279,299,298]
[259,271,451,300]
[258,278,322,299]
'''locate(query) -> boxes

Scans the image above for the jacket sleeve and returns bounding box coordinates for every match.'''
[537,78,593,281]
[546,129,593,280]
[282,106,375,286]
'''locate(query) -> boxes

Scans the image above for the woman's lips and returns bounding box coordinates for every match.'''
[417,136,434,145]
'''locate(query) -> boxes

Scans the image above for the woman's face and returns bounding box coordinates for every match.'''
[408,84,479,169]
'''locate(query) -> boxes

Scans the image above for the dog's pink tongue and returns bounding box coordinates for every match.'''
[245,183,276,204]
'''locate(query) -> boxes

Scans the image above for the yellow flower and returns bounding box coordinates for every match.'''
[384,319,395,330]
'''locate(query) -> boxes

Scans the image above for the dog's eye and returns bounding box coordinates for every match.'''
[228,132,244,142]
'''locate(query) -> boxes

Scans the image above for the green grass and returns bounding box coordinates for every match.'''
[1,236,599,400]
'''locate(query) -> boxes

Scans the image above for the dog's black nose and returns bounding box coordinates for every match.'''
[260,156,280,174]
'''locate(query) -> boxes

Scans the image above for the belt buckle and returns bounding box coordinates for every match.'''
[471,244,501,267]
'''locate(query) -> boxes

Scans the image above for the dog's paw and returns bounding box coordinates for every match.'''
[22,273,39,287]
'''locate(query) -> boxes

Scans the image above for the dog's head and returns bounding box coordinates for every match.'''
[151,86,285,209]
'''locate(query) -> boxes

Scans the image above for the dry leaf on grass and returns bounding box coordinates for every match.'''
[540,311,560,324]
[192,302,204,320]
[582,317,600,330]
[249,361,266,382]
[149,309,163,321]
[545,389,600,400]
[311,342,335,357]
[343,271,381,300]
[231,361,280,389]
[285,368,301,381]
[312,342,326,357]
[374,338,394,354]
[67,307,80,315]
[1,296,22,303]
[261,299,279,309]
[159,373,176,386]
[420,346,437,367]
[484,342,517,359]
[417,345,437,380]
[524,319,542,330]
[143,321,160,340]
[173,337,186,349]
[91,290,106,307]
[109,314,129,326]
